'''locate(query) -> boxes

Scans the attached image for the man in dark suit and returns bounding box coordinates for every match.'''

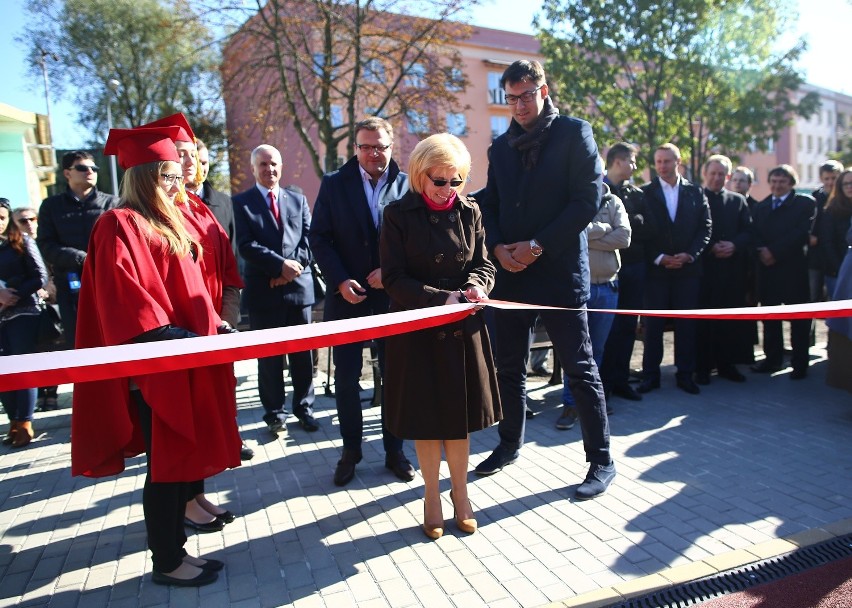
[233,144,318,434]
[751,164,816,379]
[477,60,615,501]
[193,139,237,257]
[638,143,712,395]
[600,142,656,402]
[309,117,415,486]
[695,155,753,384]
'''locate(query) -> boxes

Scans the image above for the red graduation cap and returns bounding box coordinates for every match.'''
[104,126,181,170]
[141,112,195,143]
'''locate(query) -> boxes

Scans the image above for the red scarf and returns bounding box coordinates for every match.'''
[421,191,457,211]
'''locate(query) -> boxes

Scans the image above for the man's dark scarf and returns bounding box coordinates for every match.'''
[506,96,559,170]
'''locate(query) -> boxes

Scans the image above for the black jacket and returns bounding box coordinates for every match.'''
[641,176,712,278]
[197,182,237,257]
[37,188,117,290]
[481,114,602,307]
[605,177,656,265]
[309,156,409,322]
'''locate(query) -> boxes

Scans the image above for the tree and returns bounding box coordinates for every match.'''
[214,0,476,180]
[19,0,226,166]
[536,0,819,180]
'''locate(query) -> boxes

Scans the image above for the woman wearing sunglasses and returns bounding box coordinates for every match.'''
[71,126,240,587]
[380,133,502,539]
[0,198,48,447]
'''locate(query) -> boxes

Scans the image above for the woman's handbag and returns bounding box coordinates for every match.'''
[37,302,64,349]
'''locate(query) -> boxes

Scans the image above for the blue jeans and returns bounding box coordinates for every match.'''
[0,313,40,421]
[563,281,618,406]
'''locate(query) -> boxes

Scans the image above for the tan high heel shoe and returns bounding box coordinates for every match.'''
[12,421,34,448]
[3,421,19,445]
[422,500,444,540]
[450,490,477,534]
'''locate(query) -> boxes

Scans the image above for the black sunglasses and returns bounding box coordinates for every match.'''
[427,176,464,188]
[72,164,99,172]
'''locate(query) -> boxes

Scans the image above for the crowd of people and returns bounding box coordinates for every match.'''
[1,58,850,585]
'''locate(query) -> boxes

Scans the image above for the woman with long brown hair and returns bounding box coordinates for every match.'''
[71,127,241,587]
[819,168,852,298]
[0,197,48,447]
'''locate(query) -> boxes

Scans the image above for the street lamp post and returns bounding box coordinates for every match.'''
[106,79,120,195]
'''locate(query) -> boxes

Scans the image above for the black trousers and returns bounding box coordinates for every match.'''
[133,391,193,573]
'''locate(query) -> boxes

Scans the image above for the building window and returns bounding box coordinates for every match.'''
[406,110,429,134]
[446,113,467,136]
[404,63,426,89]
[490,115,509,139]
[766,138,775,153]
[807,135,813,152]
[487,72,505,105]
[363,59,384,84]
[312,53,337,79]
[828,110,833,125]
[818,137,823,153]
[807,164,813,182]
[797,134,802,151]
[445,67,464,92]
[838,113,847,128]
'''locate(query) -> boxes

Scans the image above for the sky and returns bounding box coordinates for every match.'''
[1,0,850,149]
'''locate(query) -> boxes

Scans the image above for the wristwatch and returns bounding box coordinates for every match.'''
[529,239,543,257]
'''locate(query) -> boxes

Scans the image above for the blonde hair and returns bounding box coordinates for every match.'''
[120,161,199,257]
[408,133,471,194]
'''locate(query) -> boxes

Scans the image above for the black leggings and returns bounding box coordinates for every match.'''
[133,391,195,573]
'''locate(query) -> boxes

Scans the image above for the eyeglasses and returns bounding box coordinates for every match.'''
[160,173,184,186]
[72,164,99,173]
[505,85,544,105]
[355,143,392,154]
[427,176,464,188]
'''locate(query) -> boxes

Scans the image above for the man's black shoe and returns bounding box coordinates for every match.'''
[530,365,551,376]
[717,366,746,382]
[296,413,319,432]
[240,443,255,461]
[790,368,808,380]
[751,361,782,374]
[694,371,711,385]
[333,448,362,487]
[385,451,416,482]
[575,462,616,500]
[525,406,536,419]
[676,376,700,395]
[637,378,660,394]
[612,384,642,401]
[474,446,519,476]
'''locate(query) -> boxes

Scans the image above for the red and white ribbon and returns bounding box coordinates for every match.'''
[1,299,849,392]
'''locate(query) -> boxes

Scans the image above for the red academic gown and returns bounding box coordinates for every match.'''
[181,192,243,310]
[71,209,241,482]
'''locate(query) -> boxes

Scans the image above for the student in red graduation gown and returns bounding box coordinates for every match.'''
[71,126,240,587]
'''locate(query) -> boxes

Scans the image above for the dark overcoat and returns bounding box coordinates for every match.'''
[700,188,752,308]
[380,191,502,440]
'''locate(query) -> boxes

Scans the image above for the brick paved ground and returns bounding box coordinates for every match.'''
[1,326,850,608]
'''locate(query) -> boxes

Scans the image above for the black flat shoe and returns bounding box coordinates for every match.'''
[296,413,320,432]
[152,569,218,587]
[184,517,224,533]
[197,558,224,571]
[215,510,236,524]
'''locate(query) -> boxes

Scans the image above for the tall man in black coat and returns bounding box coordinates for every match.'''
[37,151,118,349]
[477,60,615,501]
[638,143,712,395]
[600,142,656,402]
[751,165,817,379]
[309,117,415,487]
[233,144,317,435]
[695,155,753,384]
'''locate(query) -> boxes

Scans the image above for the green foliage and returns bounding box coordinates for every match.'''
[19,0,226,173]
[536,0,816,180]
[830,138,852,167]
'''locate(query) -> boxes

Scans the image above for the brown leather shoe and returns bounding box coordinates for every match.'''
[450,490,477,534]
[333,448,362,487]
[3,421,19,445]
[12,421,33,448]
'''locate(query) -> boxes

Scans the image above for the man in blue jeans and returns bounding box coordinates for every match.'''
[557,183,631,428]
[478,59,616,500]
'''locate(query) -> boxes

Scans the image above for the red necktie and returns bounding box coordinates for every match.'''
[268,190,281,228]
